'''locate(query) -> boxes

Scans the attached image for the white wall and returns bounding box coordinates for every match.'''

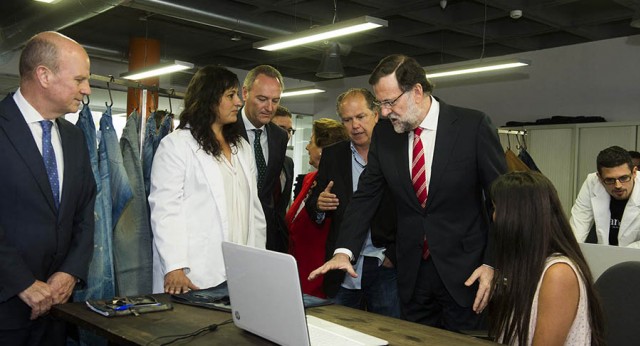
[312,34,640,127]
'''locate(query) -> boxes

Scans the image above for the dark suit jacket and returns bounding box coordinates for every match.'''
[235,109,289,252]
[306,139,397,298]
[335,99,506,307]
[0,94,96,329]
[275,155,294,221]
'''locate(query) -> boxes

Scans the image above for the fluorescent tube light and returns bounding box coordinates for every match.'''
[426,59,530,79]
[34,0,60,3]
[631,11,640,28]
[281,88,325,97]
[120,60,194,80]
[254,16,387,51]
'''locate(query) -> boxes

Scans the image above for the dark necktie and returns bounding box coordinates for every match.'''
[253,129,267,191]
[412,127,429,259]
[40,120,60,210]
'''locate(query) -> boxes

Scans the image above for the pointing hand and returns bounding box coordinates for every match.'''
[317,181,339,211]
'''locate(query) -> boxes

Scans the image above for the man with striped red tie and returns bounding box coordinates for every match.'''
[310,54,506,332]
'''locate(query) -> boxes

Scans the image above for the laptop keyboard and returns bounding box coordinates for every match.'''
[306,315,388,346]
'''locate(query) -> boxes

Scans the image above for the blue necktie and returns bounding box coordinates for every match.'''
[252,129,267,191]
[40,120,60,210]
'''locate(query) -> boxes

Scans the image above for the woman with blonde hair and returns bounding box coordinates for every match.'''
[286,118,348,298]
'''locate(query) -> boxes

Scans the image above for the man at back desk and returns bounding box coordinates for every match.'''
[309,55,506,331]
[571,146,640,248]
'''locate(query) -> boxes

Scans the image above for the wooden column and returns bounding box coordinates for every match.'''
[126,37,160,116]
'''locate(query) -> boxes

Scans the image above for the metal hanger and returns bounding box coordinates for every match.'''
[168,88,174,115]
[520,132,528,151]
[105,75,114,108]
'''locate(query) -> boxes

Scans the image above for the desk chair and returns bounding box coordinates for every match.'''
[594,261,640,346]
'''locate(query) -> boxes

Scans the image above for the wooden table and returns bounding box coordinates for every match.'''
[53,294,496,345]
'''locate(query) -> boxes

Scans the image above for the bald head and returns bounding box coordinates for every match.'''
[20,32,84,82]
[19,31,91,119]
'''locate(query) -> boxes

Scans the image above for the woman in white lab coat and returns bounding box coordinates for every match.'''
[149,66,266,294]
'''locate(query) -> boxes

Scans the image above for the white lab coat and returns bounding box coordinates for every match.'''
[149,129,266,293]
[570,172,640,248]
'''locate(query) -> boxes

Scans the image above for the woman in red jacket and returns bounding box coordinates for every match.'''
[286,118,348,298]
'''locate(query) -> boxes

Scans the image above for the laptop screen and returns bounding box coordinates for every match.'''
[222,242,312,346]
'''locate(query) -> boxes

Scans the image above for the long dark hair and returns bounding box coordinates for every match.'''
[488,171,604,345]
[177,65,241,156]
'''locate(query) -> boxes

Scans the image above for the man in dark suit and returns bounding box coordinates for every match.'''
[270,105,295,224]
[236,65,289,252]
[0,31,96,345]
[310,55,506,331]
[306,88,400,318]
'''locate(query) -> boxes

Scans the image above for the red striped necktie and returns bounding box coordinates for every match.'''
[412,127,430,260]
[412,127,427,208]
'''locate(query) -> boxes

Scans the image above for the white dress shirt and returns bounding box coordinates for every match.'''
[13,88,65,196]
[408,96,439,191]
[335,96,440,260]
[241,108,269,164]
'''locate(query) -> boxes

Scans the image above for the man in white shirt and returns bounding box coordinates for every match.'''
[0,31,96,345]
[309,55,506,331]
[234,65,289,252]
[571,146,640,248]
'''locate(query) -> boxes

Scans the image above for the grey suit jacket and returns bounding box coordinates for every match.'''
[0,94,96,328]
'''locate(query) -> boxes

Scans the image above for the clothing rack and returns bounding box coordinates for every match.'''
[498,129,527,135]
[90,73,185,99]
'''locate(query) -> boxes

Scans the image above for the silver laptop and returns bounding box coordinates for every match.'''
[221,241,389,346]
[579,243,640,281]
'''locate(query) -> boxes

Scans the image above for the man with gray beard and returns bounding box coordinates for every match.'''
[310,54,506,331]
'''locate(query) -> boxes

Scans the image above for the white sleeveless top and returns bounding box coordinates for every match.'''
[527,255,591,345]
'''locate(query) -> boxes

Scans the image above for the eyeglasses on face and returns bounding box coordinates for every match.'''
[602,175,632,185]
[279,127,295,135]
[374,90,407,109]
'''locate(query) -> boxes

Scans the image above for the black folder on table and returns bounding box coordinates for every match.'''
[171,281,332,312]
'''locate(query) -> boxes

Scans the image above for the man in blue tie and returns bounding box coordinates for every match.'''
[0,31,96,345]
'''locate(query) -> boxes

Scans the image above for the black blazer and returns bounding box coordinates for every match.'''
[334,99,506,307]
[275,155,294,220]
[306,139,397,298]
[235,109,289,252]
[0,95,97,328]
[274,155,294,243]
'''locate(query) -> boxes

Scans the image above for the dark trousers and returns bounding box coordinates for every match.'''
[333,256,402,318]
[402,258,483,332]
[0,315,67,346]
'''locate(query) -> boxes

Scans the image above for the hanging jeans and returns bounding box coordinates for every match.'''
[114,111,153,296]
[99,106,133,240]
[154,112,174,152]
[73,104,114,346]
[142,112,156,198]
[73,104,116,302]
